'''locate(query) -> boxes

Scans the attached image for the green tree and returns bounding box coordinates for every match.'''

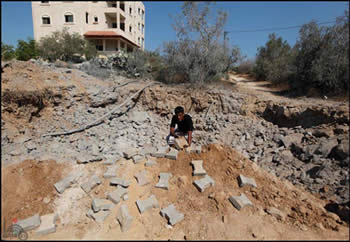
[15,38,39,61]
[1,42,16,61]
[254,33,294,83]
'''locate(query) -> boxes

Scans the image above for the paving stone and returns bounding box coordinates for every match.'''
[135,170,150,186]
[237,174,257,188]
[103,165,119,178]
[186,145,202,154]
[264,207,286,221]
[229,193,253,210]
[54,172,80,194]
[16,214,41,231]
[92,198,115,212]
[110,177,131,188]
[160,204,184,226]
[174,136,188,149]
[136,195,159,213]
[107,186,128,204]
[86,209,110,223]
[193,175,215,192]
[190,160,207,176]
[152,146,169,158]
[145,159,158,167]
[35,213,58,235]
[123,148,138,159]
[81,174,101,193]
[155,173,172,190]
[116,204,133,232]
[140,146,157,156]
[165,148,178,160]
[132,154,145,164]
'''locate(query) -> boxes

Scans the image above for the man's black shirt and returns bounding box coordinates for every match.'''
[170,114,194,133]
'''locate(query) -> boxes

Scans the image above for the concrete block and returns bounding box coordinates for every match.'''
[152,146,169,158]
[86,209,110,223]
[229,193,253,210]
[81,174,101,193]
[193,175,215,192]
[102,159,116,165]
[136,195,159,213]
[122,194,129,201]
[110,177,131,188]
[107,186,128,204]
[160,204,184,226]
[135,170,150,186]
[190,160,207,176]
[92,198,115,212]
[35,213,58,235]
[155,173,172,190]
[123,148,138,159]
[165,149,178,160]
[237,174,257,188]
[192,145,202,154]
[264,207,286,221]
[140,146,157,156]
[116,204,133,232]
[132,154,145,164]
[54,172,80,194]
[16,214,41,231]
[174,136,188,150]
[103,165,119,178]
[145,159,157,167]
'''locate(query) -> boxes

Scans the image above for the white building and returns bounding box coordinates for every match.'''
[31,1,145,53]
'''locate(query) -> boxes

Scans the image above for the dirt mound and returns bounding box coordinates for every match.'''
[1,159,66,231]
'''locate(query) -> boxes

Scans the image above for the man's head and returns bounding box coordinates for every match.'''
[175,106,185,121]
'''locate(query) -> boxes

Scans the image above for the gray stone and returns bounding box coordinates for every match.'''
[123,148,138,159]
[77,156,103,164]
[330,140,349,161]
[102,159,116,165]
[35,213,58,235]
[191,160,207,176]
[116,204,133,232]
[316,138,338,157]
[165,149,178,160]
[54,172,80,194]
[160,204,184,226]
[229,193,253,210]
[135,170,150,186]
[92,198,115,212]
[145,159,157,167]
[155,173,172,190]
[193,175,215,192]
[107,186,128,204]
[81,174,101,193]
[16,214,41,231]
[136,195,159,213]
[140,146,157,156]
[132,154,145,164]
[86,209,110,223]
[110,177,131,188]
[103,165,119,178]
[237,174,257,188]
[281,133,303,148]
[129,111,149,124]
[122,194,129,201]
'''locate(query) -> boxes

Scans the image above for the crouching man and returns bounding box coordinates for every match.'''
[166,106,194,148]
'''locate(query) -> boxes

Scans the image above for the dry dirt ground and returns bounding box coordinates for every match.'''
[1,61,349,240]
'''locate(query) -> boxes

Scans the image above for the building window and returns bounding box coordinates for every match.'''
[120,1,125,11]
[129,7,132,15]
[121,42,125,49]
[94,16,98,23]
[129,26,132,33]
[86,12,88,23]
[138,23,140,31]
[42,16,51,24]
[142,24,144,34]
[112,22,117,28]
[142,38,144,48]
[41,1,49,3]
[138,37,140,45]
[142,10,144,20]
[64,13,74,23]
[138,8,140,15]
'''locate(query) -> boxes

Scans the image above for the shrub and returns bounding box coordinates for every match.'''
[1,42,16,61]
[38,27,97,62]
[235,59,256,75]
[15,38,39,61]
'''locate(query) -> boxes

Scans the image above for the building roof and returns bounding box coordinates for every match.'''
[84,31,140,48]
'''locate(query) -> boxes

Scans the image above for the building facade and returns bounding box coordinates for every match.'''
[31,1,145,53]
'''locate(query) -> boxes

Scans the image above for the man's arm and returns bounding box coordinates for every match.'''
[170,127,177,137]
[186,131,192,146]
